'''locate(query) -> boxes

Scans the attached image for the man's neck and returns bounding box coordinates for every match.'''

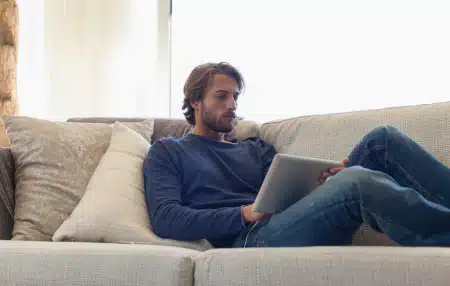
[192,125,225,142]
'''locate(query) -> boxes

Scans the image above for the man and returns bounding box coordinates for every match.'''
[143,62,450,248]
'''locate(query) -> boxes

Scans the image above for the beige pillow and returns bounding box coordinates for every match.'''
[53,122,213,251]
[3,115,154,241]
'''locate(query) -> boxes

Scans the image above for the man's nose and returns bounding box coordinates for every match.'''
[227,97,237,110]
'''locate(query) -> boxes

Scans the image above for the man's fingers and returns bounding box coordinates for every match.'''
[320,171,330,178]
[262,213,273,220]
[318,177,327,185]
[329,167,344,174]
[342,157,350,166]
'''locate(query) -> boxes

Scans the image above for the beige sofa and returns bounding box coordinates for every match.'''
[1,101,450,285]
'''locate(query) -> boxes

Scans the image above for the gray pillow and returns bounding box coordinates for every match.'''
[3,115,154,241]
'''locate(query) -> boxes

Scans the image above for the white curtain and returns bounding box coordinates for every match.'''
[17,0,160,121]
[16,0,46,118]
[171,0,450,123]
[17,0,450,123]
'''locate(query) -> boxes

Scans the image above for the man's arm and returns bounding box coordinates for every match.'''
[143,140,245,241]
[258,139,277,177]
[241,138,278,221]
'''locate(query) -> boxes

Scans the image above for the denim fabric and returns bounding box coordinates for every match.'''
[232,125,450,247]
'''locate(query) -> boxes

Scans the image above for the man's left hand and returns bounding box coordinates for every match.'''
[317,157,349,185]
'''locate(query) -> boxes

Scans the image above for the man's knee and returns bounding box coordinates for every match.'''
[335,166,397,199]
[335,166,373,184]
[332,166,389,193]
[326,166,372,193]
[367,124,402,141]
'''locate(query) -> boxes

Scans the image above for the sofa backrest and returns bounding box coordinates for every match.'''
[261,101,450,166]
[67,117,261,143]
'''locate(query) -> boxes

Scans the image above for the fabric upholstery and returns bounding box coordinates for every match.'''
[0,147,13,239]
[53,122,212,251]
[261,101,450,165]
[195,247,450,286]
[3,116,154,241]
[261,101,450,246]
[0,241,199,286]
[67,117,261,142]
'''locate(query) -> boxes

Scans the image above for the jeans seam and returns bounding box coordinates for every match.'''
[242,222,260,248]
[356,145,439,204]
[355,145,384,166]
[364,205,416,243]
[387,157,438,201]
[262,202,418,247]
[385,147,442,204]
[262,198,361,245]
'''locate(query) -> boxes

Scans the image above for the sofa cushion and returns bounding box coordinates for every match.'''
[3,116,154,241]
[261,101,450,165]
[66,117,184,142]
[53,122,212,251]
[0,241,198,286]
[195,247,450,286]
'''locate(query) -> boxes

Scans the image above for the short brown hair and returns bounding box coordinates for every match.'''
[182,62,245,125]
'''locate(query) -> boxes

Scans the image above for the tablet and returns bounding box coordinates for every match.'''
[252,153,345,214]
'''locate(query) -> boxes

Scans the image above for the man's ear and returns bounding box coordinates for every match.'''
[190,99,200,110]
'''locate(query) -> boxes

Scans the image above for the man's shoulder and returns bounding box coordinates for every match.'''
[146,137,191,168]
[150,136,189,152]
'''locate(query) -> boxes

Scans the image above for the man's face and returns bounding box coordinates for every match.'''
[196,74,239,133]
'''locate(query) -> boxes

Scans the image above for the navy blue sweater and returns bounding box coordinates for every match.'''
[143,133,276,248]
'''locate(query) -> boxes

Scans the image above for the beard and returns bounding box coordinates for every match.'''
[200,107,237,133]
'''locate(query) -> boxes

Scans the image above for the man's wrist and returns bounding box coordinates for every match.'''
[240,205,249,226]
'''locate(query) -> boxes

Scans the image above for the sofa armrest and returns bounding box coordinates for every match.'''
[0,147,14,239]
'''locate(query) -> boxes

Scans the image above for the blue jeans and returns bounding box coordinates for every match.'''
[232,125,450,247]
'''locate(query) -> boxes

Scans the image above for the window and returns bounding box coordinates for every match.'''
[17,0,159,121]
[16,0,46,118]
[16,0,450,121]
[171,0,450,123]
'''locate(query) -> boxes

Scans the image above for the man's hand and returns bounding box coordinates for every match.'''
[242,204,272,223]
[317,157,350,185]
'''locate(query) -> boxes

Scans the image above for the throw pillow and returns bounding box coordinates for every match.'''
[3,115,154,241]
[53,122,213,251]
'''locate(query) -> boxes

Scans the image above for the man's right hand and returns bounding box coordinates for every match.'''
[242,204,272,223]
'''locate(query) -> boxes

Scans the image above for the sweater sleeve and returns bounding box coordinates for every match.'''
[143,140,246,242]
[256,138,277,177]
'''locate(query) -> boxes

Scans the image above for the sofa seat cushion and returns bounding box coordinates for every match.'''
[195,246,450,286]
[0,241,199,286]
